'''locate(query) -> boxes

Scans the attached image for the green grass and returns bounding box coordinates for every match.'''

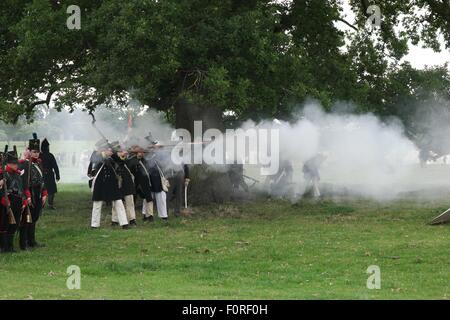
[1,184,450,299]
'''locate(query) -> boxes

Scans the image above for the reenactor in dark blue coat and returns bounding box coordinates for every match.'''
[39,139,60,210]
[110,142,137,226]
[19,134,48,249]
[127,146,154,222]
[89,139,129,229]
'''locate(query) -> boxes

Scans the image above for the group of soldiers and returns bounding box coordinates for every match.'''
[88,133,190,229]
[265,154,326,198]
[0,133,59,253]
[0,129,325,251]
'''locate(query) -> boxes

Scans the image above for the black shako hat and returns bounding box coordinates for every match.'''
[5,150,18,164]
[28,133,40,152]
[4,145,18,164]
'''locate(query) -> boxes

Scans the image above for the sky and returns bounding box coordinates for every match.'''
[404,44,450,69]
[338,0,450,70]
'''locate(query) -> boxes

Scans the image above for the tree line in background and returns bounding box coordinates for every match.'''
[0,0,449,155]
[0,104,139,142]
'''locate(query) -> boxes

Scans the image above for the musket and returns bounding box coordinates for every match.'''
[243,174,259,183]
[24,142,33,224]
[242,174,259,188]
[89,111,110,144]
[128,142,208,154]
[89,110,209,151]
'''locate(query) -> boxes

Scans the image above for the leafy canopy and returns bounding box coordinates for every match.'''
[0,0,449,128]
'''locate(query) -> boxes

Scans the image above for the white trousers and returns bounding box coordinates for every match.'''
[91,200,128,227]
[125,195,136,222]
[308,177,321,198]
[152,192,168,218]
[141,199,154,218]
[112,195,136,223]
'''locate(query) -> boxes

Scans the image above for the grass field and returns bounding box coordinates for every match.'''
[1,184,450,299]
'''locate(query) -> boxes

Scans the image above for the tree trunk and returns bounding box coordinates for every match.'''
[174,98,233,205]
[174,98,225,136]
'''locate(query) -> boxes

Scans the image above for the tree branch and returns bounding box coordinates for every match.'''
[26,88,56,113]
[336,18,359,31]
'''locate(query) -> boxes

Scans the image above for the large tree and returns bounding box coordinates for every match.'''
[0,0,449,133]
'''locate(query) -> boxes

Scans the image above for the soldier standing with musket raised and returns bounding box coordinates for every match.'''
[0,147,30,252]
[90,139,129,229]
[20,133,48,249]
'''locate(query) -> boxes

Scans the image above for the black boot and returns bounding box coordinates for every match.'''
[47,194,56,210]
[0,232,4,252]
[28,223,44,248]
[19,227,29,251]
[7,234,16,253]
[0,233,8,253]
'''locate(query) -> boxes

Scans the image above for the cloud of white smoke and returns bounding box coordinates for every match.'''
[243,102,420,200]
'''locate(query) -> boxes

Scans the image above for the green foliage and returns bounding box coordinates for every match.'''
[0,0,449,133]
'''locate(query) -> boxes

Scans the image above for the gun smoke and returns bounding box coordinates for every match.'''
[244,102,421,200]
[3,100,450,201]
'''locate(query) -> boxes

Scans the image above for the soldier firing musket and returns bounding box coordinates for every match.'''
[302,154,327,198]
[90,139,129,230]
[127,144,155,222]
[265,159,294,198]
[111,141,138,226]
